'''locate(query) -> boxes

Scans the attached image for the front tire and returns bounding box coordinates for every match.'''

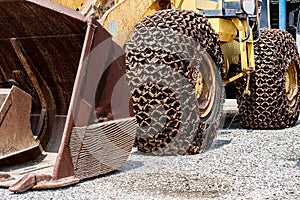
[125,9,224,155]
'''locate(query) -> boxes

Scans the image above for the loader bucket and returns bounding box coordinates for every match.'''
[0,0,136,192]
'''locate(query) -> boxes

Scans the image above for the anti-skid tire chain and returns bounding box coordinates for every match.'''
[236,29,300,129]
[125,9,224,155]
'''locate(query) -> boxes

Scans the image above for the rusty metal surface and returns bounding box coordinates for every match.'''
[70,118,136,180]
[0,0,86,38]
[0,0,135,192]
[0,0,88,186]
[0,86,41,167]
[0,0,87,150]
[53,17,135,180]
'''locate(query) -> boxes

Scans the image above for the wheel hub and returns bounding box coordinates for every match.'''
[285,61,298,107]
[195,63,216,118]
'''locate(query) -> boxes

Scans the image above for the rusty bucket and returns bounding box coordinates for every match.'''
[0,0,136,192]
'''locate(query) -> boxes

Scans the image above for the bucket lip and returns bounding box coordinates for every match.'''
[0,143,40,160]
[1,0,88,22]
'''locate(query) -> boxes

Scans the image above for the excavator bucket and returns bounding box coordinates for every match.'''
[0,0,136,192]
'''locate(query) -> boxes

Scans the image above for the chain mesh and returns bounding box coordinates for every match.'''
[236,29,300,129]
[125,9,224,155]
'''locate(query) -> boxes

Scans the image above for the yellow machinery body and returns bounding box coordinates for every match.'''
[51,0,84,10]
[52,0,256,84]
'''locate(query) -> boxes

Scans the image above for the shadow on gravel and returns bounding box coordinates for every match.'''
[66,162,144,188]
[210,139,231,150]
[118,160,144,173]
[297,161,300,168]
[130,150,177,157]
[130,140,232,155]
[223,114,241,129]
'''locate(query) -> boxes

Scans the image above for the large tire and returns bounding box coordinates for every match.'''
[125,9,224,155]
[237,29,300,129]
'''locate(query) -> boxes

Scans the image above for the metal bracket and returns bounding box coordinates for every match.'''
[225,72,246,85]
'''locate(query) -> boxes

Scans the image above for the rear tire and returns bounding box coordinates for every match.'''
[125,9,224,155]
[236,29,300,129]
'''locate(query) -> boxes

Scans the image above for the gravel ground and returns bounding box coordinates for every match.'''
[1,119,300,199]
